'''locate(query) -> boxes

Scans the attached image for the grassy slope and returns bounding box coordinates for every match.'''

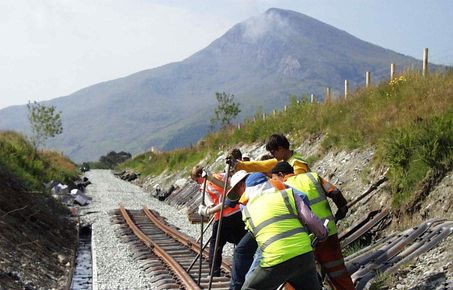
[120,70,453,209]
[0,131,79,190]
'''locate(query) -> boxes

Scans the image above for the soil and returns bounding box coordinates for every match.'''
[0,169,77,290]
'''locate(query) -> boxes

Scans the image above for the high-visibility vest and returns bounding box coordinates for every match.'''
[287,152,310,174]
[242,188,312,267]
[285,172,337,236]
[206,173,240,220]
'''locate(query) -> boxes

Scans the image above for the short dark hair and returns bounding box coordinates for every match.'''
[265,133,290,152]
[230,148,242,160]
[271,161,294,174]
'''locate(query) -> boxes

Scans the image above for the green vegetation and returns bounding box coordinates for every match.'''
[27,101,63,148]
[0,131,78,190]
[210,92,241,129]
[119,147,211,177]
[88,151,132,169]
[121,71,453,209]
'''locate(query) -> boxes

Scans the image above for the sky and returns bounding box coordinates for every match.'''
[1,0,452,110]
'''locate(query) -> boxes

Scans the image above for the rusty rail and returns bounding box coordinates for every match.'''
[119,206,201,290]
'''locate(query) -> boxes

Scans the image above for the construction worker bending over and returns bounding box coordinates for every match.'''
[271,161,355,290]
[191,166,247,277]
[227,171,328,290]
[233,133,310,175]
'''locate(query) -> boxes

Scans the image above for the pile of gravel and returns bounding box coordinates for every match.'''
[79,169,229,289]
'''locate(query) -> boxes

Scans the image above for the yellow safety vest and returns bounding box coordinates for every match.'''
[242,188,312,267]
[286,172,337,236]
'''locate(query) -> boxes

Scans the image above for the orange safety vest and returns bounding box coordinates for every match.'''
[206,173,241,220]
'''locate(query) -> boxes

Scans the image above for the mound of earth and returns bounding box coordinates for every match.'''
[0,169,77,290]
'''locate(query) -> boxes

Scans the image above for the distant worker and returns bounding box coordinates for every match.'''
[229,148,243,160]
[191,166,247,277]
[233,133,310,175]
[227,171,327,290]
[271,161,355,290]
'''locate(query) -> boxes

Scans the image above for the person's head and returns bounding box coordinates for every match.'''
[226,170,249,202]
[265,133,291,161]
[271,161,294,182]
[230,148,243,160]
[191,165,204,184]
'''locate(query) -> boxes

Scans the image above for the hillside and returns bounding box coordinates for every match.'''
[0,132,79,289]
[0,8,423,162]
[120,71,453,288]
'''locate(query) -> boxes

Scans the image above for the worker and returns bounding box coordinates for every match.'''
[227,171,327,290]
[233,133,310,175]
[271,161,355,290]
[191,166,246,277]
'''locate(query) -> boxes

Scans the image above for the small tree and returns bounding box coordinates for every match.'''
[27,101,63,148]
[210,92,241,129]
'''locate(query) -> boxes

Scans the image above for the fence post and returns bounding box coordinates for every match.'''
[344,80,349,99]
[390,63,395,80]
[325,87,331,103]
[366,71,371,88]
[311,94,314,103]
[237,123,241,130]
[423,48,429,77]
[262,113,266,121]
[284,105,287,112]
[272,109,276,116]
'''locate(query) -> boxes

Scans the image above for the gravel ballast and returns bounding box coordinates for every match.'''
[79,169,211,290]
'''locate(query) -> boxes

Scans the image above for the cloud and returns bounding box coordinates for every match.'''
[241,8,290,42]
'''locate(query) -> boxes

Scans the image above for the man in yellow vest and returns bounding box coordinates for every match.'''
[233,133,310,175]
[191,166,247,277]
[271,161,355,290]
[227,171,328,290]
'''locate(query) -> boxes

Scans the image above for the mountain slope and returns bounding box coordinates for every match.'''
[0,8,422,162]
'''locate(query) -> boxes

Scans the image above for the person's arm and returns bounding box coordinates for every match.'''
[288,186,311,208]
[235,158,278,173]
[294,192,327,240]
[292,159,310,174]
[319,176,348,220]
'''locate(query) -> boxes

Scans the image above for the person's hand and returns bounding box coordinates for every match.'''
[198,204,210,216]
[335,205,348,221]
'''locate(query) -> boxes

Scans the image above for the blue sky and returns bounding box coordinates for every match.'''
[1,0,452,109]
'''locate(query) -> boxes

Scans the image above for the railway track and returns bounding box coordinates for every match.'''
[112,205,452,289]
[111,206,231,289]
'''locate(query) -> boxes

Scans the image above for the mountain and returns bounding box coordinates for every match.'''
[0,8,423,162]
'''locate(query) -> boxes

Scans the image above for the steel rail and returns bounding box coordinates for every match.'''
[341,208,390,248]
[357,223,452,290]
[119,206,201,290]
[352,220,451,289]
[143,206,231,272]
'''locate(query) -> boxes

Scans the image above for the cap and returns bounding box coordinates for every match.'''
[226,170,249,201]
[245,172,268,187]
[271,161,294,174]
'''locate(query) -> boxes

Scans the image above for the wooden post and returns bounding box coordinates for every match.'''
[272,109,276,116]
[366,71,371,87]
[390,63,395,80]
[325,87,331,102]
[423,48,429,77]
[344,80,349,99]
[310,94,314,103]
[262,113,266,121]
[237,123,241,130]
[284,105,287,112]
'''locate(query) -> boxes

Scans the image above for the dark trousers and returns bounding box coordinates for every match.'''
[229,231,258,290]
[209,212,247,276]
[242,251,321,290]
